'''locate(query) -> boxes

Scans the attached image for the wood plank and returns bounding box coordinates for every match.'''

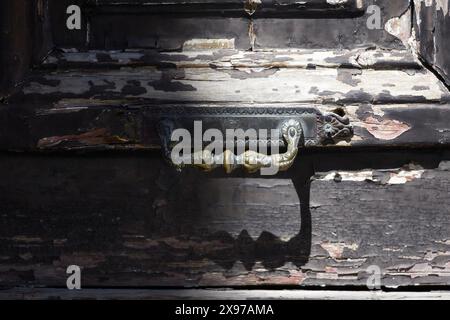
[87,0,366,18]
[42,48,421,70]
[18,67,449,104]
[0,153,450,288]
[2,103,450,152]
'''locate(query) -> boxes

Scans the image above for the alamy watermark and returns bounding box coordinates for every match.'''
[170,121,283,175]
[366,265,382,290]
[66,5,81,30]
[366,5,382,30]
[66,265,81,290]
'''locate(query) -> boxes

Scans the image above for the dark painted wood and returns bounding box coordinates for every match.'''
[0,0,52,97]
[87,0,366,18]
[414,0,450,87]
[43,0,409,50]
[0,152,450,289]
[1,102,450,152]
[0,1,33,97]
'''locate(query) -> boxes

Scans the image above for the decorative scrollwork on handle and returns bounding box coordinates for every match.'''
[318,112,353,145]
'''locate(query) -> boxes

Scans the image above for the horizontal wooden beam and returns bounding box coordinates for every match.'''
[1,103,450,152]
[0,154,449,288]
[42,48,421,70]
[85,0,366,18]
[4,48,449,152]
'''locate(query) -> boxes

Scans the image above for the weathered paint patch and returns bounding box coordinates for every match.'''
[337,68,362,87]
[320,242,359,260]
[315,163,425,185]
[37,128,130,149]
[327,0,349,5]
[439,161,450,171]
[183,39,236,51]
[361,116,411,140]
[385,5,412,48]
[386,168,425,185]
[199,267,306,286]
[320,170,374,182]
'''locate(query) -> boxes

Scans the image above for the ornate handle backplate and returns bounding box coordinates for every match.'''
[158,110,353,174]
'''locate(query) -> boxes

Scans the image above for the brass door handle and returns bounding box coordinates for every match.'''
[193,119,302,174]
[159,119,303,174]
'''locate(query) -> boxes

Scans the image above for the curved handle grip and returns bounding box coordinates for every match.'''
[169,119,303,174]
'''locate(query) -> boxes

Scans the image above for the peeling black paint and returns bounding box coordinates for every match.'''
[337,68,362,87]
[121,80,147,96]
[148,70,197,92]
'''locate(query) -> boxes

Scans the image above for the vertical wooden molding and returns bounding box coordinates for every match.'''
[0,0,33,97]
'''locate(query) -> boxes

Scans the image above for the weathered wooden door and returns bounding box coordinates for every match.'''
[0,0,450,298]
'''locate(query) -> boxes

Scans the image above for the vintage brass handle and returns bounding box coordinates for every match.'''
[161,119,303,174]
